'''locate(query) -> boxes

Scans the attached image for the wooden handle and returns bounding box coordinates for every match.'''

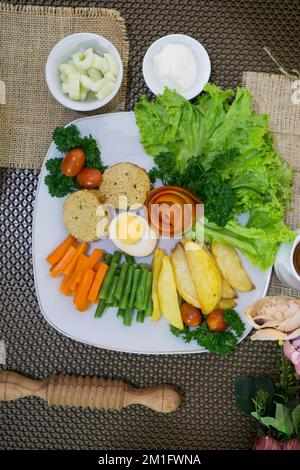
[0,371,181,413]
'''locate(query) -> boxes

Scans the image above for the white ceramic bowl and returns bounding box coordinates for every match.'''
[45,33,123,111]
[143,34,211,99]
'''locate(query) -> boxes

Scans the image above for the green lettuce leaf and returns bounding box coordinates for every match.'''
[192,211,295,271]
[135,84,295,269]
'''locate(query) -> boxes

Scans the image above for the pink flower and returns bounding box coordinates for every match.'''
[283,336,300,374]
[253,436,300,450]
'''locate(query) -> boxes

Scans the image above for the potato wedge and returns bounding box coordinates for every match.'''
[184,241,222,314]
[151,248,165,321]
[170,243,200,308]
[218,298,237,310]
[222,277,237,299]
[211,241,255,292]
[158,256,183,330]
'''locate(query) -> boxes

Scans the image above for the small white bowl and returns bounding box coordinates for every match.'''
[46,33,123,112]
[143,34,211,99]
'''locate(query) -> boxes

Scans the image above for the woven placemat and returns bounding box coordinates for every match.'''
[1,0,300,452]
[0,3,129,169]
[243,71,300,300]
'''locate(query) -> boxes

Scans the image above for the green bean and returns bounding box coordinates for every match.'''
[106,274,119,305]
[95,299,107,318]
[124,253,135,264]
[117,307,125,318]
[123,307,134,326]
[141,271,153,311]
[119,265,134,309]
[103,253,112,265]
[114,262,129,301]
[128,269,141,308]
[111,251,122,265]
[134,269,148,310]
[145,296,153,317]
[99,262,118,300]
[136,310,145,323]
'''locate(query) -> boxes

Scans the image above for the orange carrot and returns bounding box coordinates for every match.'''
[50,246,78,278]
[46,235,75,265]
[88,262,109,303]
[62,242,88,277]
[74,269,95,307]
[59,276,72,297]
[76,300,90,312]
[65,254,89,291]
[87,249,104,269]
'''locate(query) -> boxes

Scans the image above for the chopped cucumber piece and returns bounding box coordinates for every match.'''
[59,63,76,75]
[59,48,118,102]
[92,54,108,72]
[72,48,94,70]
[80,75,102,93]
[80,84,89,101]
[61,82,69,94]
[104,72,116,82]
[87,67,103,81]
[68,72,81,100]
[104,53,119,77]
[96,81,115,100]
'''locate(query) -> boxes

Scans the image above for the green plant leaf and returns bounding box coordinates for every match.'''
[235,377,255,400]
[236,398,255,416]
[234,377,256,415]
[292,405,300,438]
[259,403,294,438]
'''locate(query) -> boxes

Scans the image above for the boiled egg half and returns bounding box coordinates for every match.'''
[109,213,158,257]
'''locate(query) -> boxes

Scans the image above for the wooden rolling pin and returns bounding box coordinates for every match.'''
[0,371,181,413]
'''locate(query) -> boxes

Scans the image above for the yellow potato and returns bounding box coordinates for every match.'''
[170,243,200,308]
[151,248,165,321]
[211,241,255,292]
[158,256,183,330]
[222,277,237,299]
[218,298,237,310]
[184,241,222,314]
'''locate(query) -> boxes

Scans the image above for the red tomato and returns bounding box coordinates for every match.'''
[76,167,103,188]
[180,303,202,327]
[206,309,228,332]
[61,148,85,177]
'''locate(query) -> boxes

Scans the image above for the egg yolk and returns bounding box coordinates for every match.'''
[116,215,144,244]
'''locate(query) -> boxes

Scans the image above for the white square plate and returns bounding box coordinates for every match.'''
[33,112,271,354]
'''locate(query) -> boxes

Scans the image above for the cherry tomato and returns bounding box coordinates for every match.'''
[180,303,202,327]
[76,167,103,188]
[61,148,85,177]
[206,309,229,332]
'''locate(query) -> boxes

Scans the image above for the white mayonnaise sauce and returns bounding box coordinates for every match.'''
[153,43,197,92]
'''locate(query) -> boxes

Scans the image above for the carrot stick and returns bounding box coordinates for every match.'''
[88,262,109,303]
[65,254,89,291]
[50,246,78,278]
[46,235,75,265]
[87,249,104,269]
[59,276,72,297]
[74,269,95,307]
[62,242,88,277]
[76,300,90,312]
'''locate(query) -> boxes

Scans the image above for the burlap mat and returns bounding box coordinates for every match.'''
[243,71,300,299]
[0,3,129,169]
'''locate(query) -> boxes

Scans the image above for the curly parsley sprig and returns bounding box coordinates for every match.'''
[45,125,105,197]
[170,309,245,357]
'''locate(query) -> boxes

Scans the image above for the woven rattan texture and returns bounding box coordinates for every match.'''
[1,0,300,450]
